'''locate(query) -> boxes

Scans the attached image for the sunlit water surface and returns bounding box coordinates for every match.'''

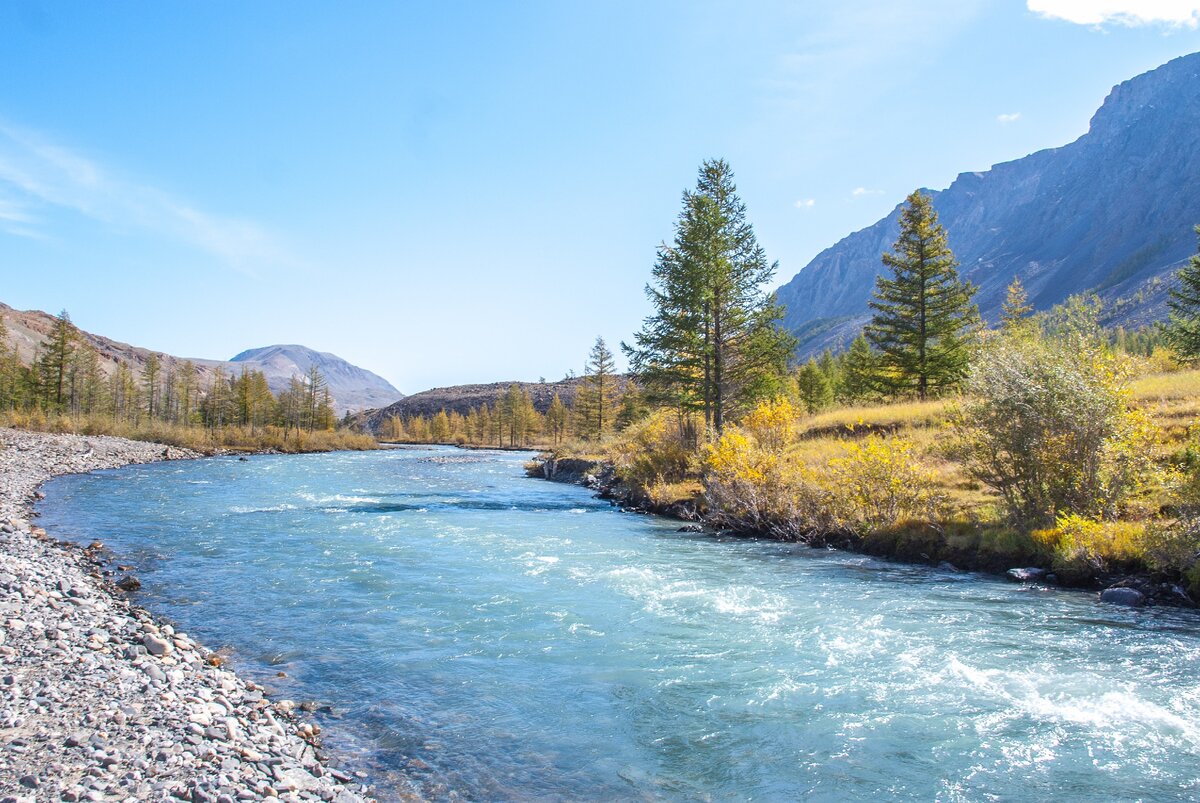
[36,447,1200,801]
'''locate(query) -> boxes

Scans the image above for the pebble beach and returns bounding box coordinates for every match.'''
[0,429,379,803]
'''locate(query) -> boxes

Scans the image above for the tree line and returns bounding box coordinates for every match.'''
[0,312,339,437]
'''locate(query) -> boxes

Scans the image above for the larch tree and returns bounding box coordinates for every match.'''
[866,190,979,400]
[625,159,793,441]
[1000,276,1034,331]
[39,310,78,411]
[575,337,617,441]
[837,335,877,404]
[1168,225,1200,361]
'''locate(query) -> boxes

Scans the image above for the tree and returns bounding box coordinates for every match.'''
[1168,225,1200,361]
[1000,276,1033,331]
[794,358,833,413]
[625,159,795,441]
[838,335,878,404]
[142,354,161,420]
[545,393,569,445]
[430,409,452,442]
[575,337,618,441]
[866,190,979,400]
[38,310,78,411]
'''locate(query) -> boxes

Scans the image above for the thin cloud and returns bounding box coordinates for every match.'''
[997,112,1022,124]
[1028,0,1200,27]
[0,122,288,271]
[851,187,884,197]
[794,198,816,209]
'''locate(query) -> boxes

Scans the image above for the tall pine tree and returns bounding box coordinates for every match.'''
[866,191,978,399]
[625,159,794,439]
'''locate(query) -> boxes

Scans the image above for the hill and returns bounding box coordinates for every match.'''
[777,52,1200,355]
[360,376,630,433]
[227,345,403,415]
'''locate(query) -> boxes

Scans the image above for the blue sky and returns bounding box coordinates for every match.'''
[3,1,1200,392]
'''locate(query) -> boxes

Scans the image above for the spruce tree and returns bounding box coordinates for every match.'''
[1168,226,1200,361]
[794,358,833,413]
[625,159,794,439]
[866,190,978,399]
[838,335,878,403]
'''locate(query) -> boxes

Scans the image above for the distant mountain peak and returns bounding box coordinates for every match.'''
[777,52,1200,355]
[227,344,403,414]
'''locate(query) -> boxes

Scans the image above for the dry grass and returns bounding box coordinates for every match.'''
[0,411,378,454]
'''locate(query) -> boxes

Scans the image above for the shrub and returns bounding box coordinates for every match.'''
[955,331,1155,526]
[824,435,943,531]
[741,396,800,452]
[1032,513,1144,582]
[702,428,833,539]
[609,410,699,492]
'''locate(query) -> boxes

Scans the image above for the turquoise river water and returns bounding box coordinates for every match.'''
[35,446,1200,801]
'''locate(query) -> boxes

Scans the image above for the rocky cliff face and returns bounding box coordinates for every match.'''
[777,52,1200,354]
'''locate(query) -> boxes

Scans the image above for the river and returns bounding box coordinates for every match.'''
[36,446,1200,801]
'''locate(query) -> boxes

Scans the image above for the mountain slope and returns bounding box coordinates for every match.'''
[777,52,1200,354]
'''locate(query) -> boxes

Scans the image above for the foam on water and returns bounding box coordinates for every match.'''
[35,447,1200,802]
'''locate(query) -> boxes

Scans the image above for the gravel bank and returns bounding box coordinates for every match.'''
[0,429,379,803]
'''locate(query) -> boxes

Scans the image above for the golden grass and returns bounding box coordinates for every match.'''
[0,411,378,454]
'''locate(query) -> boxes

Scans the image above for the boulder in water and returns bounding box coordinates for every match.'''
[116,575,141,592]
[1006,567,1047,583]
[1100,587,1147,607]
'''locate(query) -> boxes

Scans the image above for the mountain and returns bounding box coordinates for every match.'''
[227,345,403,415]
[777,52,1200,355]
[0,303,402,415]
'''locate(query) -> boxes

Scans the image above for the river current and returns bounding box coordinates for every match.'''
[36,446,1200,801]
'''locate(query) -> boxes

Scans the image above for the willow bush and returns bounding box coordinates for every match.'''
[955,330,1154,526]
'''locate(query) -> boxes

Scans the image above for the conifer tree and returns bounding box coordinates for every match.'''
[1000,276,1033,330]
[1168,226,1200,361]
[866,190,978,399]
[625,159,794,439]
[142,354,161,420]
[575,337,617,441]
[794,358,833,413]
[545,393,569,445]
[38,310,78,411]
[839,335,879,404]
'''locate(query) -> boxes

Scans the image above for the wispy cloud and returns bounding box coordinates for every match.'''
[794,198,816,209]
[0,122,288,271]
[997,112,1022,124]
[851,187,884,197]
[1028,0,1200,27]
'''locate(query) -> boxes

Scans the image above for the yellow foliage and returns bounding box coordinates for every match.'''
[741,396,800,452]
[1034,513,1145,579]
[824,436,943,530]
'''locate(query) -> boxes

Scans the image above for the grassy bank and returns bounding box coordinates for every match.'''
[534,367,1200,603]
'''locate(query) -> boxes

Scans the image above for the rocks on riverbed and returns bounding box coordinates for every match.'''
[1100,586,1147,607]
[1006,567,1048,583]
[0,428,376,802]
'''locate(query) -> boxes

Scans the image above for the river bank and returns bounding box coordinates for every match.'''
[527,454,1196,609]
[0,428,379,802]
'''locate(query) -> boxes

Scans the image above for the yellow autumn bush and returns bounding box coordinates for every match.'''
[824,435,944,531]
[1031,512,1145,581]
[702,427,833,540]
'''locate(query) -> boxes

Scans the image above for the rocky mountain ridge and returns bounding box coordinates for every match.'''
[776,52,1200,354]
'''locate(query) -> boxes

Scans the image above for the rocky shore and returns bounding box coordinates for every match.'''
[0,429,377,803]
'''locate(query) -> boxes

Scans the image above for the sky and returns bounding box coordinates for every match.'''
[4,1,1200,392]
